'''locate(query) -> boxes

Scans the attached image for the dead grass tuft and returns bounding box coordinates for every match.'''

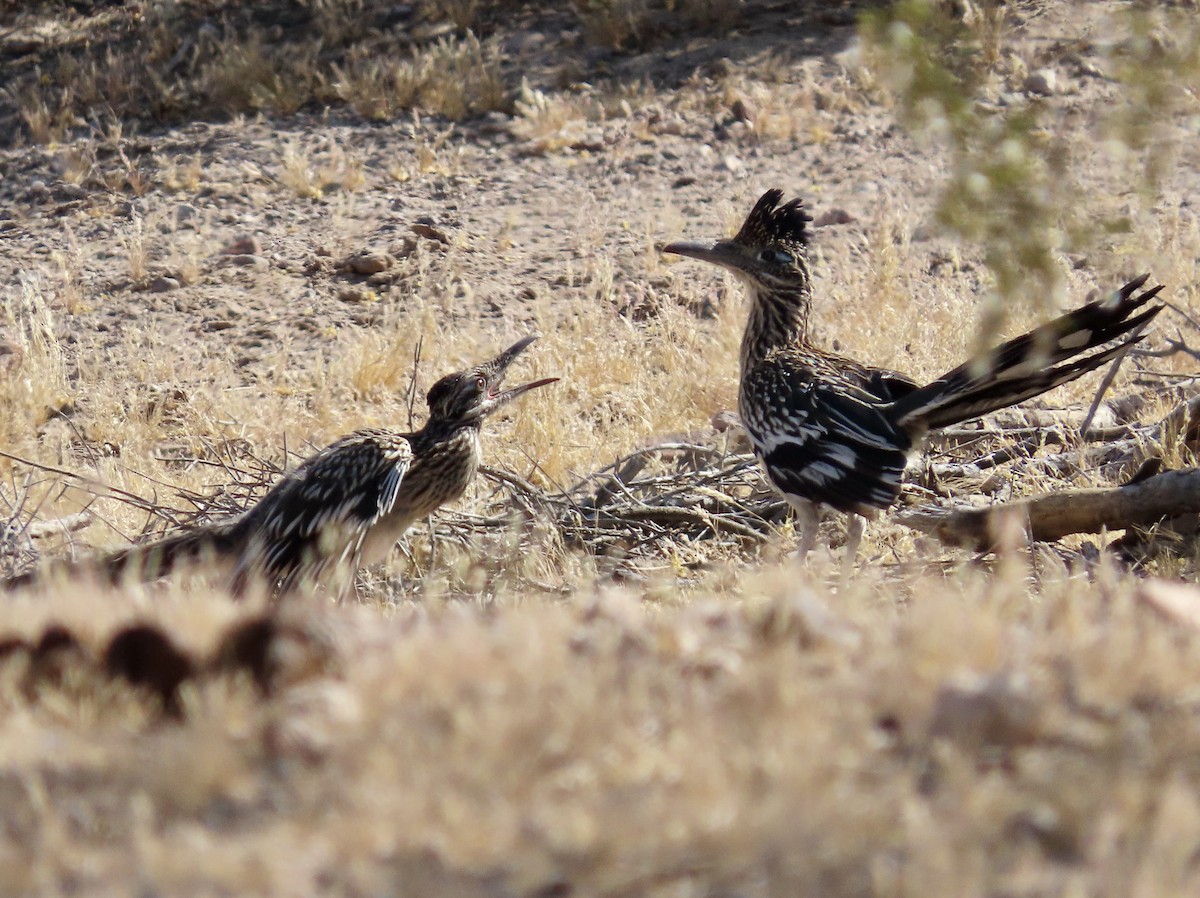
[573,0,741,50]
[511,79,602,155]
[2,6,515,146]
[0,275,71,442]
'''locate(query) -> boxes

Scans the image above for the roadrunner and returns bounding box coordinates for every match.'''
[664,189,1164,563]
[8,337,557,598]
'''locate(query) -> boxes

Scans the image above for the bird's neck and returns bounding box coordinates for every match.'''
[740,281,813,372]
[396,422,482,522]
[411,419,482,458]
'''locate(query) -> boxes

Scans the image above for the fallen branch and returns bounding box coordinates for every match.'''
[26,512,92,540]
[898,467,1200,549]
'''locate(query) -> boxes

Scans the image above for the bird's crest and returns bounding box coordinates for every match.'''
[735,189,812,251]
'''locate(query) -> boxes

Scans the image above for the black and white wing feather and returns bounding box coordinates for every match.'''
[231,429,413,593]
[740,355,914,515]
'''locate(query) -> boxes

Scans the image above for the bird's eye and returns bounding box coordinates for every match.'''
[475,375,487,390]
[759,248,793,265]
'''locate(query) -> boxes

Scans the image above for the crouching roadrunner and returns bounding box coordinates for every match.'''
[664,189,1164,565]
[8,337,557,598]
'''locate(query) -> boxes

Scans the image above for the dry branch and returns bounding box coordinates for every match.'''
[26,511,92,540]
[898,468,1200,550]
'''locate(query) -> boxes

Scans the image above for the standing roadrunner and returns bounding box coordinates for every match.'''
[8,337,557,598]
[664,189,1164,565]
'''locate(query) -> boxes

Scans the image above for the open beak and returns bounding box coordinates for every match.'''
[494,376,559,405]
[483,336,559,414]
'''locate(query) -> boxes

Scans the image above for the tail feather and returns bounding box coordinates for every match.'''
[5,523,241,592]
[892,276,1163,432]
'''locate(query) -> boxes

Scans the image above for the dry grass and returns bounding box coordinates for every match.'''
[330,32,509,123]
[6,563,1200,895]
[574,0,742,50]
[3,1,1200,893]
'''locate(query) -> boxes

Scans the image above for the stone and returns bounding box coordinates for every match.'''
[1024,68,1058,96]
[814,208,856,227]
[149,276,180,293]
[343,250,392,276]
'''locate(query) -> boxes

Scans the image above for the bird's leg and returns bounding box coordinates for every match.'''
[840,513,865,586]
[788,497,821,562]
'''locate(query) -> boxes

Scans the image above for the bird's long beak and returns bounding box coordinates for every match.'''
[494,376,559,406]
[661,239,745,273]
[483,336,559,414]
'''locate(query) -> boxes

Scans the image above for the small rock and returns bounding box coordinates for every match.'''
[718,154,744,174]
[219,235,262,256]
[729,97,756,124]
[342,250,392,276]
[30,179,47,196]
[654,116,686,136]
[814,208,855,227]
[175,204,199,227]
[58,184,87,200]
[1023,68,1058,96]
[225,254,268,268]
[712,410,742,433]
[149,276,180,293]
[411,222,450,244]
[338,286,377,304]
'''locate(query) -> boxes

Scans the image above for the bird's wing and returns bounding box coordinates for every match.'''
[235,429,414,592]
[741,355,914,514]
[864,366,921,403]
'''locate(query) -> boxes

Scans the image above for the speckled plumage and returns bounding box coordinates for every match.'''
[666,188,1165,535]
[229,428,416,594]
[7,338,556,598]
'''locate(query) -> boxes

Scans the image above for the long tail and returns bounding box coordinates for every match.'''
[5,523,242,592]
[890,275,1164,432]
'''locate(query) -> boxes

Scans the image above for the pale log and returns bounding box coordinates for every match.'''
[899,468,1200,549]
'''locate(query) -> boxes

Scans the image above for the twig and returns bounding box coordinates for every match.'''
[406,336,423,432]
[1080,333,1142,437]
[0,448,163,514]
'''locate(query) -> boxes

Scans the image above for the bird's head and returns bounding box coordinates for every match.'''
[663,189,813,293]
[425,336,558,425]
